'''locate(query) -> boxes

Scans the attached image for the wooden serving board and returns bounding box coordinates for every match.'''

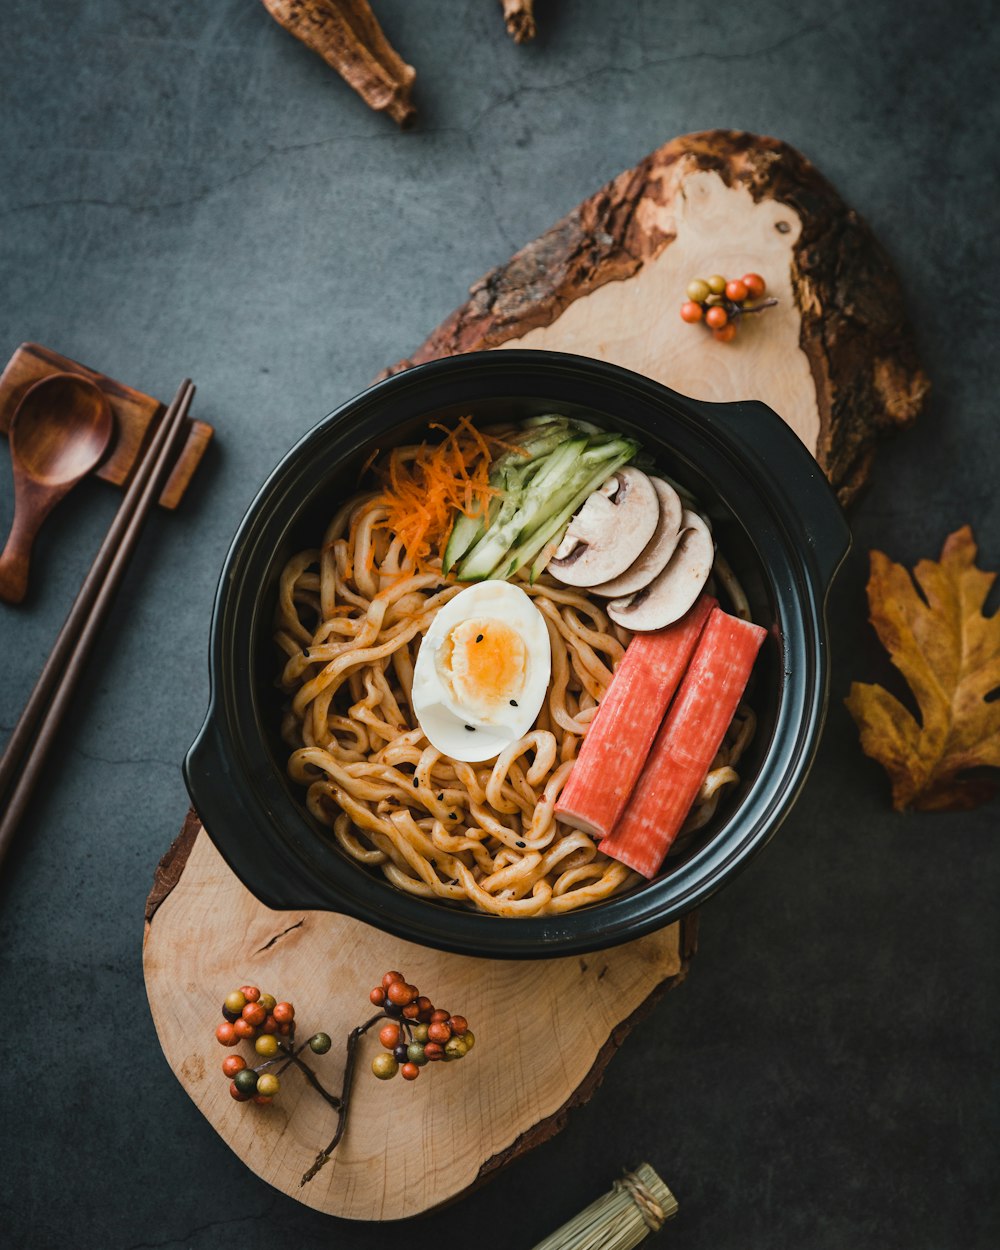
[143,130,928,1220]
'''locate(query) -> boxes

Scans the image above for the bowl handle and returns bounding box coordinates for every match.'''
[701,398,852,593]
[184,714,358,917]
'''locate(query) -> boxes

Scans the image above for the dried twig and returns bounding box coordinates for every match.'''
[499,0,537,43]
[260,0,416,127]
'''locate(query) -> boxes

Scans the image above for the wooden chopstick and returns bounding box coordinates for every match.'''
[0,379,196,869]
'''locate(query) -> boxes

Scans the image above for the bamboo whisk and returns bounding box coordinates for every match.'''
[531,1163,678,1249]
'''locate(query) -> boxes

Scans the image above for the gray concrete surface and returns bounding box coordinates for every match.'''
[1,1,997,1246]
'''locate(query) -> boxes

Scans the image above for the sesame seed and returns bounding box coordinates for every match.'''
[509,699,518,707]
[413,777,419,788]
[476,634,484,643]
[516,841,526,848]
[465,725,475,732]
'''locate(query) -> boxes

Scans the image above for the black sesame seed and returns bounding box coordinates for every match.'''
[509,699,518,707]
[465,725,475,732]
[450,812,458,820]
[437,793,444,801]
[476,634,484,643]
[413,777,420,788]
[516,841,526,848]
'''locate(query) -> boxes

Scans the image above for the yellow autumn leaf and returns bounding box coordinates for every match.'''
[845,525,1000,811]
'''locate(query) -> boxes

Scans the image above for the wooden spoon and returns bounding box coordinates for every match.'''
[0,374,114,604]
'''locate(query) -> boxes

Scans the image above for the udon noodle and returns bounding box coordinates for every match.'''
[275,492,757,917]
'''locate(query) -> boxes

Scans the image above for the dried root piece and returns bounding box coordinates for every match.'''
[260,0,416,127]
[499,0,537,43]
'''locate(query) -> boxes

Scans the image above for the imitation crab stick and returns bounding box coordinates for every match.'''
[599,607,767,879]
[554,595,716,839]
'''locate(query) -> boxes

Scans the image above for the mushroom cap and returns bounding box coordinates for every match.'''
[607,509,715,631]
[547,467,659,588]
[590,477,684,598]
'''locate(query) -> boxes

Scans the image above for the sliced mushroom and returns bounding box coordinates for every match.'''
[590,477,684,598]
[547,466,659,588]
[607,509,715,631]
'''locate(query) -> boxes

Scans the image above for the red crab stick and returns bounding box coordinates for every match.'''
[554,595,716,840]
[599,607,767,879]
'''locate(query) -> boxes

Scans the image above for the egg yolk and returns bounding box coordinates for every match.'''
[439,618,527,717]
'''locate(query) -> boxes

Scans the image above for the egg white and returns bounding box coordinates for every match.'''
[411,581,551,763]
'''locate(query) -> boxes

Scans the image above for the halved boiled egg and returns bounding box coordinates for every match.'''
[411,581,551,763]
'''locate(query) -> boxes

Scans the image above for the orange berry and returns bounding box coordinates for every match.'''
[379,1023,401,1050]
[370,987,386,1006]
[272,1002,295,1024]
[222,1055,247,1078]
[216,1022,239,1047]
[382,971,404,989]
[427,1021,452,1043]
[400,1062,420,1081]
[680,300,704,323]
[448,1015,469,1037]
[430,1009,450,1024]
[387,981,416,1006]
[239,986,261,1003]
[725,279,749,302]
[242,1002,267,1027]
[423,1042,445,1061]
[705,306,728,329]
[713,323,738,343]
[261,1014,279,1034]
[233,1018,256,1040]
[252,1094,273,1105]
[742,272,766,299]
[230,1081,251,1101]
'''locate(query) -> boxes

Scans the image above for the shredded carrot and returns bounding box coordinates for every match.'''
[370,415,515,576]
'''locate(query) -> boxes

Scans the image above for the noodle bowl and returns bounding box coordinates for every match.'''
[275,491,757,918]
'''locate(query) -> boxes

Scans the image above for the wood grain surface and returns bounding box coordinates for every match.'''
[144,129,927,1220]
[144,819,691,1220]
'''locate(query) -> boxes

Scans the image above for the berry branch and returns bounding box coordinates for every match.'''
[679,272,777,343]
[214,973,475,1187]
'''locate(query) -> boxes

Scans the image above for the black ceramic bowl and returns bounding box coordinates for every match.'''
[185,350,850,959]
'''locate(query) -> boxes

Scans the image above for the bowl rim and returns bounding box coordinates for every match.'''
[185,349,849,958]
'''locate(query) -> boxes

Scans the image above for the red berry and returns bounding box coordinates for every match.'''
[401,1062,420,1081]
[448,1015,469,1037]
[222,1055,247,1078]
[402,1003,421,1019]
[713,323,738,343]
[379,1023,401,1050]
[725,279,749,302]
[216,1022,239,1047]
[423,1042,445,1061]
[370,987,386,1006]
[680,300,704,324]
[272,1002,295,1024]
[230,1081,251,1102]
[415,996,434,1021]
[382,971,404,989]
[239,986,261,1003]
[705,306,728,329]
[387,981,416,1007]
[278,1021,292,1036]
[252,1094,273,1105]
[261,1014,279,1034]
[242,1002,267,1027]
[430,1009,450,1024]
[233,1017,256,1040]
[427,1021,451,1043]
[742,272,766,299]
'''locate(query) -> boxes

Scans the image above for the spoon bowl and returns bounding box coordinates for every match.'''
[0,373,114,604]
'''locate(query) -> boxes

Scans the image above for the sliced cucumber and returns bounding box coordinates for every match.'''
[455,438,591,581]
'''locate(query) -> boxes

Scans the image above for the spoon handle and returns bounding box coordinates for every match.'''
[0,475,68,604]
